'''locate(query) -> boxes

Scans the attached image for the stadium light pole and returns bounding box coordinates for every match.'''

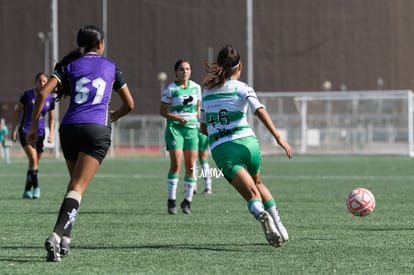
[37,32,51,76]
[102,0,116,158]
[158,72,167,92]
[377,77,384,90]
[246,0,254,127]
[51,0,60,158]
[102,0,108,57]
[246,0,253,87]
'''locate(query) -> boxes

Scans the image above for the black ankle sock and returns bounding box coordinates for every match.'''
[30,169,39,188]
[24,170,32,191]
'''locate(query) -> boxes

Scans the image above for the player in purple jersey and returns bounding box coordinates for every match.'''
[11,72,55,199]
[28,25,134,262]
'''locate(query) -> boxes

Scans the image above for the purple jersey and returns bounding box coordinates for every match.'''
[19,89,55,136]
[52,53,126,126]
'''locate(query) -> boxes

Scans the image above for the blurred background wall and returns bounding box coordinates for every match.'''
[1,0,414,122]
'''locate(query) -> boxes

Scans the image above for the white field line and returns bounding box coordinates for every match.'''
[0,172,163,179]
[0,172,413,181]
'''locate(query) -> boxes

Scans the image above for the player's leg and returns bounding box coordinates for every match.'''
[32,137,46,199]
[199,150,212,194]
[245,136,288,244]
[2,140,10,164]
[231,168,282,248]
[165,124,185,214]
[181,148,197,214]
[254,175,289,243]
[211,138,282,247]
[21,143,38,199]
[167,149,182,214]
[45,153,100,262]
[180,127,199,214]
[198,131,212,194]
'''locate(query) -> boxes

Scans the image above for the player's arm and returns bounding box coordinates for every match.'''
[160,102,187,124]
[11,103,23,142]
[28,77,58,144]
[199,107,208,135]
[110,85,134,123]
[47,109,55,143]
[200,123,208,136]
[110,67,134,122]
[255,107,293,159]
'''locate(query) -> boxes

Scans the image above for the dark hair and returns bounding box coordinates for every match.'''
[55,25,104,101]
[174,59,191,72]
[202,44,241,89]
[34,72,48,82]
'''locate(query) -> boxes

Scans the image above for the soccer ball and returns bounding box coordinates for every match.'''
[346,188,375,217]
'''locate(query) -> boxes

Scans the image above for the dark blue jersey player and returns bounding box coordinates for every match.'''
[28,25,135,262]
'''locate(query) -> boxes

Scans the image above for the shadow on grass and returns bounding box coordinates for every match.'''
[0,241,274,263]
[357,227,414,231]
[0,255,44,263]
[46,211,239,217]
[78,242,270,252]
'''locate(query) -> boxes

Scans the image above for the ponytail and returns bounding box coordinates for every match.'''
[53,25,104,102]
[202,44,241,89]
[54,48,84,101]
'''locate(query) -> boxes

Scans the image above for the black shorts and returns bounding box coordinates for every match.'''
[19,130,45,152]
[59,124,111,163]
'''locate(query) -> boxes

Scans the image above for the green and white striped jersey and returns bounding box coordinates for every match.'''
[161,80,201,128]
[200,79,264,150]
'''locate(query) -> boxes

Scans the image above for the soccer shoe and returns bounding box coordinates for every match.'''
[45,234,61,262]
[60,237,71,256]
[275,221,289,242]
[180,199,191,214]
[257,211,282,248]
[22,190,32,199]
[32,187,40,199]
[203,189,212,195]
[167,199,177,215]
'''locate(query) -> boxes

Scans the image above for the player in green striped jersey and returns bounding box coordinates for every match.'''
[160,60,201,214]
[200,45,293,247]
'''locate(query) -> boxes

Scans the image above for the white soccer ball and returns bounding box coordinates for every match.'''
[346,188,376,217]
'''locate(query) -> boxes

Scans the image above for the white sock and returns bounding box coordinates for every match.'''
[167,178,178,200]
[266,206,281,224]
[248,199,265,218]
[184,181,195,201]
[66,190,82,203]
[202,163,212,190]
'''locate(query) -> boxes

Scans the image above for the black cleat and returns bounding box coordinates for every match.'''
[180,199,191,214]
[44,234,61,262]
[167,199,177,215]
[60,237,71,256]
